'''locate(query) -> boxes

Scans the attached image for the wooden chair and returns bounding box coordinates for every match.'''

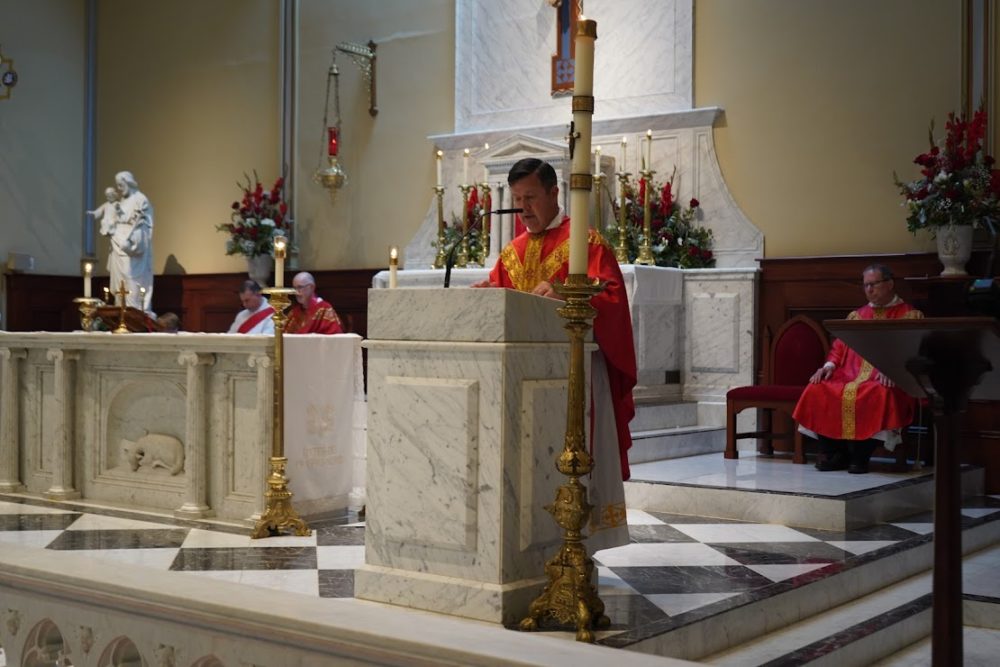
[725,315,830,463]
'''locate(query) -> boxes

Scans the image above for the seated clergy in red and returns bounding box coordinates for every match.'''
[793,264,923,474]
[472,157,637,550]
[286,271,344,334]
[227,280,275,334]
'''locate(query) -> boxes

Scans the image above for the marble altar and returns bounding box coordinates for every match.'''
[0,332,365,522]
[355,288,595,624]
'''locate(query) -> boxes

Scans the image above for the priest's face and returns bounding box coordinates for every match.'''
[239,289,262,311]
[511,172,560,234]
[293,277,314,306]
[862,269,894,306]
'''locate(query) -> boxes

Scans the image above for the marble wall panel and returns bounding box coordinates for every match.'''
[517,379,568,553]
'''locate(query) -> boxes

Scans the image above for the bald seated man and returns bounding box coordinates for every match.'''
[285,271,344,334]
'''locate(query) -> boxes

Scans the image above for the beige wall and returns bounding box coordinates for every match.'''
[0,0,85,276]
[695,0,961,257]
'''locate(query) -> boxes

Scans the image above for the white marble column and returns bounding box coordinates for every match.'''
[248,353,272,520]
[0,348,27,492]
[44,349,81,500]
[175,351,215,518]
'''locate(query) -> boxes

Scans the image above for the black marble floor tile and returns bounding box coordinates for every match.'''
[710,541,854,565]
[601,593,670,630]
[46,528,188,550]
[610,565,774,595]
[318,569,355,597]
[627,524,696,543]
[316,525,365,546]
[0,513,82,531]
[170,548,247,571]
[242,547,317,570]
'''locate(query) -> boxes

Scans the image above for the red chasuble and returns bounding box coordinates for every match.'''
[793,301,924,440]
[488,217,638,480]
[286,296,344,334]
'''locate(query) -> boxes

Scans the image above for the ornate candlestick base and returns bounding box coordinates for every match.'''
[635,244,655,265]
[73,297,102,332]
[519,274,609,643]
[251,287,310,539]
[635,169,656,266]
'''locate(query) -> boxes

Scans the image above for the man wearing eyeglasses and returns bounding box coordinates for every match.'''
[793,264,923,474]
[286,271,344,334]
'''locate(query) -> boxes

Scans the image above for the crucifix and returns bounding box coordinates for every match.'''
[550,0,583,96]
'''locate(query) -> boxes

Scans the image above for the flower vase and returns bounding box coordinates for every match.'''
[246,254,272,287]
[935,224,974,276]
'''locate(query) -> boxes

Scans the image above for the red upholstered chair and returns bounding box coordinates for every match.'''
[725,315,830,464]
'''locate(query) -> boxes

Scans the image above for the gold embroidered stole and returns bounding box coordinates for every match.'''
[500,228,605,292]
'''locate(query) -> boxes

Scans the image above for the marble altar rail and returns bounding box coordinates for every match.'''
[0,332,365,523]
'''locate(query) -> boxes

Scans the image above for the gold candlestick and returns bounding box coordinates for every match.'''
[635,169,656,265]
[614,172,631,263]
[520,274,608,642]
[480,182,492,265]
[112,281,130,334]
[73,297,102,332]
[457,184,473,268]
[252,287,310,539]
[432,185,447,269]
[592,173,604,233]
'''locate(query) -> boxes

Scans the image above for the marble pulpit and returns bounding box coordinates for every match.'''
[0,332,365,522]
[355,288,594,624]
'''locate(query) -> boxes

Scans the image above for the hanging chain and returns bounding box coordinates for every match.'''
[318,50,342,169]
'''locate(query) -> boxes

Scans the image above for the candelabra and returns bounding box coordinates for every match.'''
[72,298,102,332]
[457,184,473,268]
[614,172,631,263]
[635,169,656,265]
[432,186,447,269]
[252,287,310,539]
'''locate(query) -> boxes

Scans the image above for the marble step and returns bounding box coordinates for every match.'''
[629,400,698,432]
[624,456,984,531]
[628,425,724,464]
[702,541,1000,666]
[614,510,1000,663]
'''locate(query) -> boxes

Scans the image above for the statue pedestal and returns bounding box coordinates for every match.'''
[355,288,591,624]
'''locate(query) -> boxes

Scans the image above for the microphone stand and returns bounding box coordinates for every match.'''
[443,208,523,288]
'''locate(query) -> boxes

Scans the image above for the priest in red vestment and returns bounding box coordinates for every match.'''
[472,158,636,549]
[793,264,923,473]
[286,272,344,334]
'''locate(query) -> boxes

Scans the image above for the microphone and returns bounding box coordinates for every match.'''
[444,209,522,288]
[488,208,523,216]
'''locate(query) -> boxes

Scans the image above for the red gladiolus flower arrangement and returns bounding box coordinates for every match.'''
[217,171,292,257]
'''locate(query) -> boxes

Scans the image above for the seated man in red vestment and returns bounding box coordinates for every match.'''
[227,280,275,334]
[793,264,924,474]
[471,158,637,548]
[286,272,344,334]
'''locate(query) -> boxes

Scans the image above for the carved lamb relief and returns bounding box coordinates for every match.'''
[120,433,185,475]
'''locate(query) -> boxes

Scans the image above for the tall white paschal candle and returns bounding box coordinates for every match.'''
[568,17,597,275]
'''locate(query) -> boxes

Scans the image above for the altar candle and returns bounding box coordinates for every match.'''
[389,247,398,289]
[645,129,653,170]
[435,150,443,187]
[594,145,601,175]
[103,286,110,304]
[482,143,490,183]
[568,17,597,275]
[273,235,287,288]
[463,148,470,185]
[83,261,93,298]
[139,286,146,308]
[620,137,627,172]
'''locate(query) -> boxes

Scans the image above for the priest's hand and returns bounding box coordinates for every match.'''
[470,279,493,288]
[809,364,833,384]
[874,370,895,387]
[531,280,561,299]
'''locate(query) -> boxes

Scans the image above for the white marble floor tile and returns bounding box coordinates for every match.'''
[181,529,251,549]
[64,513,175,531]
[0,530,63,549]
[594,542,740,567]
[645,592,741,617]
[625,508,665,525]
[746,563,830,582]
[238,569,319,596]
[177,570,246,584]
[316,545,365,570]
[963,508,1000,519]
[82,548,181,569]
[670,523,819,543]
[826,540,899,555]
[248,531,316,547]
[0,500,75,515]
[596,566,637,595]
[891,522,934,535]
[963,544,1000,598]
